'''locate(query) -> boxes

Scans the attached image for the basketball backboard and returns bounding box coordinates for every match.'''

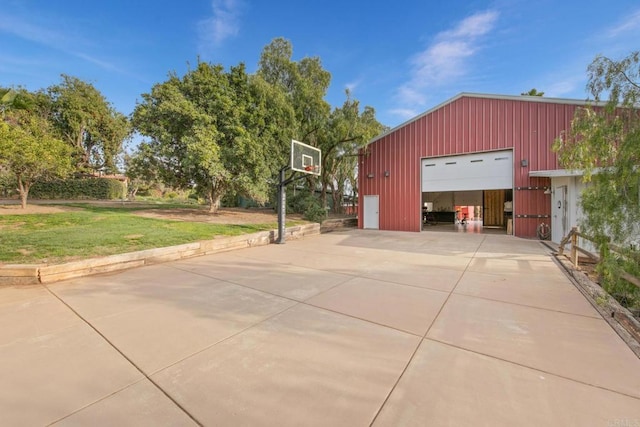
[291,139,321,176]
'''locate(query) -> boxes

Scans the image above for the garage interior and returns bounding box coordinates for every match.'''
[421,150,514,234]
[421,189,513,233]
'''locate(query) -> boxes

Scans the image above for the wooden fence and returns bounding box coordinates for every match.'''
[558,226,640,290]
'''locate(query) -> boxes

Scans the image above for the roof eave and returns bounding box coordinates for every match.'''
[365,92,602,148]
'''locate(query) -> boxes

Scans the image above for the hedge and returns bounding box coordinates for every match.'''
[30,178,126,200]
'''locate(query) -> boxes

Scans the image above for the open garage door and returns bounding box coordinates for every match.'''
[421,150,513,192]
[421,150,513,231]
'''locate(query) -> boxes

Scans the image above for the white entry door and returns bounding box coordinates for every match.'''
[552,185,568,243]
[363,195,379,229]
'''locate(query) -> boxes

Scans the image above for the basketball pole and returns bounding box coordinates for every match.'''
[277,166,289,244]
[277,165,313,244]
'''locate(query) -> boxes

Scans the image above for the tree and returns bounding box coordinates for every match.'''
[321,92,384,213]
[46,75,130,173]
[553,51,640,248]
[257,38,384,213]
[521,88,544,96]
[132,62,287,212]
[1,87,40,117]
[0,110,73,208]
[554,51,640,310]
[0,89,17,117]
[258,38,332,144]
[123,142,162,199]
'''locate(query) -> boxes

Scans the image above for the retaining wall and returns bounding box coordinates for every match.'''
[0,223,320,286]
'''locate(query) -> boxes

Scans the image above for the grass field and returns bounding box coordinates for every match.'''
[0,204,291,264]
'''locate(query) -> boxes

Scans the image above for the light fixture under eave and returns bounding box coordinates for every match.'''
[367,173,375,179]
[384,170,390,177]
[543,187,552,195]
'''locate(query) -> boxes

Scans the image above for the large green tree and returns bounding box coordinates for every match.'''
[321,93,385,212]
[258,38,332,145]
[46,75,130,173]
[553,51,640,247]
[0,110,73,208]
[257,38,384,213]
[132,62,291,212]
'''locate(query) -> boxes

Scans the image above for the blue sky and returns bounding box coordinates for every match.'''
[2,0,640,129]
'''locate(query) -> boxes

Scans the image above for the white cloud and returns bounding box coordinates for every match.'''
[606,9,640,38]
[345,80,360,93]
[73,52,125,74]
[0,13,68,48]
[198,0,243,50]
[544,77,583,98]
[393,10,499,113]
[443,10,500,38]
[389,108,420,120]
[0,12,123,74]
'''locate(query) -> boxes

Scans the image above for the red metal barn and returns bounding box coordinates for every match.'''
[358,93,588,238]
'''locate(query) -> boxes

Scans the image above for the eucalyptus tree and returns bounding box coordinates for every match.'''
[258,37,332,147]
[322,93,385,212]
[257,38,384,212]
[553,51,640,299]
[554,51,640,247]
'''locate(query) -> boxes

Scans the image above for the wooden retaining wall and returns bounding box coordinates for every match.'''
[0,223,320,286]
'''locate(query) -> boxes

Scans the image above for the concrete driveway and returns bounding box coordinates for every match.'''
[1,230,639,426]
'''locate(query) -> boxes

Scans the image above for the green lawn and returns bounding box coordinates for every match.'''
[0,204,291,264]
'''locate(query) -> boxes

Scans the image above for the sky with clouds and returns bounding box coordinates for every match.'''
[1,0,640,129]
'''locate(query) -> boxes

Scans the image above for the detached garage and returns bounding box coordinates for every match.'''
[358,93,590,239]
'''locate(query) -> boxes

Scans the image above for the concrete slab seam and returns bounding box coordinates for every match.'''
[40,283,205,427]
[367,235,487,426]
[424,337,640,401]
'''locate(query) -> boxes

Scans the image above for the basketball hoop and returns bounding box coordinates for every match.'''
[291,140,321,176]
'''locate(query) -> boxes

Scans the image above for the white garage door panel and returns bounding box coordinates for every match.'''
[422,150,513,192]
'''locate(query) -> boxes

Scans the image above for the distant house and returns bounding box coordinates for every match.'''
[358,93,599,241]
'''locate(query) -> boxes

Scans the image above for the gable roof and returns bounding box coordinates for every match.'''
[368,92,600,146]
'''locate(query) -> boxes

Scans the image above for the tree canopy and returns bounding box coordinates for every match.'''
[0,78,130,206]
[521,88,544,96]
[132,62,294,212]
[131,38,384,215]
[0,110,73,208]
[553,51,640,247]
[46,75,130,173]
[256,38,384,212]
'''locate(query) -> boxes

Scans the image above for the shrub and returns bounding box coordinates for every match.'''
[598,249,640,317]
[0,171,16,197]
[30,178,125,200]
[287,190,326,223]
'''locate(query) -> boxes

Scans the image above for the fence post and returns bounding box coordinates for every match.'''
[598,237,609,284]
[570,226,578,267]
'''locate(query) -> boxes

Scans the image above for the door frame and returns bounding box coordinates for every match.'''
[363,195,379,229]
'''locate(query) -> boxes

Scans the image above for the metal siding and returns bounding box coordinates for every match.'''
[360,96,581,236]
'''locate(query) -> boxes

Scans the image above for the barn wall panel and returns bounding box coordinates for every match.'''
[359,95,583,237]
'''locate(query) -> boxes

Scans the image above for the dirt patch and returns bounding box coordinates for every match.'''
[0,201,305,225]
[0,205,81,215]
[133,207,295,225]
